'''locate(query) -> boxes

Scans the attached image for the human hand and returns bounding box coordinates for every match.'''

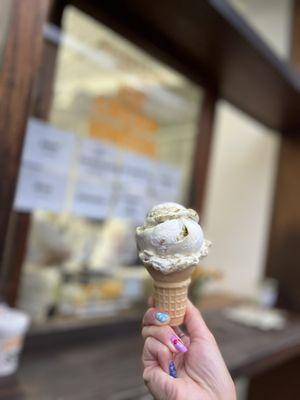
[142,299,236,400]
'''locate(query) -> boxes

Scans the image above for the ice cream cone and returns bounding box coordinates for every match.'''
[136,203,210,326]
[146,266,195,326]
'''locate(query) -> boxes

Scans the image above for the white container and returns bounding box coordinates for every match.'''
[17,264,60,323]
[0,304,30,376]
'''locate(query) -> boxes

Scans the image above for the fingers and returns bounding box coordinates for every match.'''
[142,325,188,353]
[184,299,213,341]
[143,336,172,373]
[173,326,190,347]
[142,337,175,400]
[143,308,170,326]
[142,298,212,350]
[142,305,189,356]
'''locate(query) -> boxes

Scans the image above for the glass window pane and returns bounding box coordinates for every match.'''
[15,5,203,326]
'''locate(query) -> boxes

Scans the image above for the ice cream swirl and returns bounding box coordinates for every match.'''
[136,202,210,274]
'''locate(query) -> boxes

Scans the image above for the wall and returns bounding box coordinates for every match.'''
[202,104,280,295]
[201,0,292,296]
[229,0,292,60]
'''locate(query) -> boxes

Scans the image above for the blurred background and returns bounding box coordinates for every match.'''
[0,0,300,399]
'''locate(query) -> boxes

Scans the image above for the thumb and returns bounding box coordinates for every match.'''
[184,299,212,341]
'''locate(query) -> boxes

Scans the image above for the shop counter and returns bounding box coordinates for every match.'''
[1,308,300,399]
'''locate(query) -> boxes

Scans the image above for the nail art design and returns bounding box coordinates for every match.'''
[155,312,169,323]
[171,335,188,353]
[169,361,177,378]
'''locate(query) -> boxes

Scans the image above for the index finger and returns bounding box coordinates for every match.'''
[143,308,170,326]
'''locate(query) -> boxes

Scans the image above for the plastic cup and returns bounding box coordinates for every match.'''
[0,304,30,376]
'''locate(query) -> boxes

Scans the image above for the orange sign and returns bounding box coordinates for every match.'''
[89,91,158,157]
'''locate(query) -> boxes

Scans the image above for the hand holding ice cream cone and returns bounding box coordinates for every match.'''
[136,202,210,326]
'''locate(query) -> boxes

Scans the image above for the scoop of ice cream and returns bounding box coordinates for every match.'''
[136,202,210,274]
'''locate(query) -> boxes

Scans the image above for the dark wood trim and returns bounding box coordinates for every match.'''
[264,0,300,312]
[264,136,300,311]
[32,0,66,120]
[189,91,217,217]
[0,0,51,300]
[2,1,65,306]
[31,38,60,120]
[2,213,31,305]
[248,356,300,400]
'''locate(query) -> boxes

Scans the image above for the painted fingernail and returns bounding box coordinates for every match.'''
[155,312,169,323]
[171,335,188,353]
[169,361,177,378]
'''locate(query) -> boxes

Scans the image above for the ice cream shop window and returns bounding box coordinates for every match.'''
[13,5,203,327]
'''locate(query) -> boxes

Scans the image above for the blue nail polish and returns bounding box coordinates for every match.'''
[169,361,177,378]
[156,312,169,323]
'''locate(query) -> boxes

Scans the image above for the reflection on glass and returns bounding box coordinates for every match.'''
[15,6,202,326]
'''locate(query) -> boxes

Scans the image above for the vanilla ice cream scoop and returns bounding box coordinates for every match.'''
[136,202,210,274]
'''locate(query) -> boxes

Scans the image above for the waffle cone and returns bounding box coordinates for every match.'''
[146,266,195,326]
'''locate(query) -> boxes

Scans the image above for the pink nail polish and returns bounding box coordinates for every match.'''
[171,335,187,353]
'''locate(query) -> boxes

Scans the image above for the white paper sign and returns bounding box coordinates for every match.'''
[15,118,183,221]
[120,152,155,190]
[14,163,68,213]
[113,185,150,224]
[154,163,182,202]
[72,178,113,219]
[78,138,119,180]
[22,118,76,172]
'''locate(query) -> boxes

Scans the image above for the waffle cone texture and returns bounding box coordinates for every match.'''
[147,266,194,326]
